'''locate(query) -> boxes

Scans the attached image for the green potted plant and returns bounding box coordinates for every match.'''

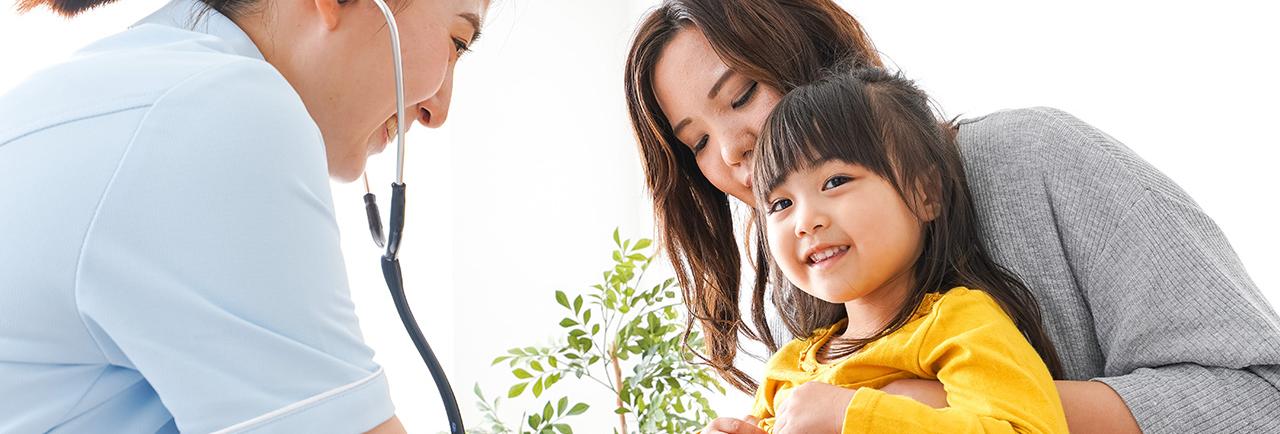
[472,229,725,434]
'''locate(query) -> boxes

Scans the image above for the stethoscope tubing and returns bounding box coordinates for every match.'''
[366,0,464,432]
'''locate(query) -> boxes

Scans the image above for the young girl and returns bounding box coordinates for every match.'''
[747,67,1069,433]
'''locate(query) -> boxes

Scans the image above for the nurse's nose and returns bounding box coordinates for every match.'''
[417,64,454,128]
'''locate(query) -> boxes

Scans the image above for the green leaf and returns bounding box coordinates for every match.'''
[554,423,573,434]
[573,295,583,314]
[557,397,569,415]
[613,228,620,246]
[559,318,578,327]
[555,290,569,309]
[508,382,527,398]
[542,401,554,423]
[633,238,651,250]
[492,356,510,366]
[614,407,629,414]
[513,369,533,379]
[532,377,544,397]
[531,361,544,372]
[568,403,589,416]
[582,310,591,325]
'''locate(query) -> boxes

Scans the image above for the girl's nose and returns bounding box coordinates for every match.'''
[794,203,829,238]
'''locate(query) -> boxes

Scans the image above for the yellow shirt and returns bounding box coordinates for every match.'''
[751,287,1068,434]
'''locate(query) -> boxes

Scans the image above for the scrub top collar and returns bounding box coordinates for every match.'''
[133,0,266,61]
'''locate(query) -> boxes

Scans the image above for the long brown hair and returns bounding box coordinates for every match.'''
[753,66,1065,378]
[624,0,882,393]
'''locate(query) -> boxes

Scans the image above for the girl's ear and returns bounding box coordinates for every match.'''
[911,177,942,223]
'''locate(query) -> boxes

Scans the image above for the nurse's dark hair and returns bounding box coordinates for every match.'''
[16,0,256,18]
[624,0,882,394]
[752,65,1065,380]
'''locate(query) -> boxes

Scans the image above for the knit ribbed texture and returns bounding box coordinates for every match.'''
[956,107,1280,433]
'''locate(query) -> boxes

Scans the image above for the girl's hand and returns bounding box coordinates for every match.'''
[772,382,857,434]
[880,378,948,408]
[701,416,767,434]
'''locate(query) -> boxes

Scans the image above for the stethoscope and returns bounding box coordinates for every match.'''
[361,0,464,432]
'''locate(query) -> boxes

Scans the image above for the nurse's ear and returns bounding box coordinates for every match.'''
[315,0,347,30]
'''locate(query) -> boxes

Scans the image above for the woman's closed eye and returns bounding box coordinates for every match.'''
[767,197,793,214]
[452,37,472,57]
[692,135,708,154]
[731,81,758,109]
[823,175,852,190]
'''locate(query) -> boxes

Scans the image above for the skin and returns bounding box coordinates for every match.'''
[234,0,486,432]
[653,26,1142,434]
[235,0,487,182]
[763,161,934,341]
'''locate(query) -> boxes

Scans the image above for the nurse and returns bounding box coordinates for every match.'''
[0,0,484,432]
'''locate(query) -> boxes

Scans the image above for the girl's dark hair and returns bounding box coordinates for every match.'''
[18,0,256,19]
[624,0,883,394]
[752,66,1064,378]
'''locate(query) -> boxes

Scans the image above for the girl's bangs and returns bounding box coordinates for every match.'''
[754,78,891,205]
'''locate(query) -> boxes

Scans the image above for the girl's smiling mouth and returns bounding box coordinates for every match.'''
[804,245,850,269]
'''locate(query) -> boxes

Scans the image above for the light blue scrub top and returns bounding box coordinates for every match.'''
[0,0,395,432]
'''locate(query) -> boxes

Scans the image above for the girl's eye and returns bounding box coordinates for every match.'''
[452,38,472,57]
[823,175,852,190]
[692,135,709,154]
[767,198,793,214]
[732,81,758,109]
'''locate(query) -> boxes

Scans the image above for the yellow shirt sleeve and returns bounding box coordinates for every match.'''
[841,289,1068,434]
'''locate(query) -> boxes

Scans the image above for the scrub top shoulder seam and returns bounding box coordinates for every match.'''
[70,57,272,365]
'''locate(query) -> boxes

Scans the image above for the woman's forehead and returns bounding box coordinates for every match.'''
[653,28,728,128]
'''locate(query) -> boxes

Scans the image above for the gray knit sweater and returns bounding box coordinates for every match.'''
[767,107,1280,433]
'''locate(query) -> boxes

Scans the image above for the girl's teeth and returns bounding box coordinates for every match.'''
[809,246,847,263]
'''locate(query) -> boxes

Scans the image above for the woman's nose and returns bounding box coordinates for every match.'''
[718,129,755,168]
[417,64,454,128]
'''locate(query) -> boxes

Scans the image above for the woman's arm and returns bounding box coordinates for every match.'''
[780,378,1140,434]
[880,379,1139,433]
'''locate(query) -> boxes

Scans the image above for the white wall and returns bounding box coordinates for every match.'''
[3,1,1277,433]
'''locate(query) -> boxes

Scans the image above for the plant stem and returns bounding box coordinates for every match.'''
[610,343,629,434]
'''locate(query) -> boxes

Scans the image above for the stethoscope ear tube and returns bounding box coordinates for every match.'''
[365,0,464,431]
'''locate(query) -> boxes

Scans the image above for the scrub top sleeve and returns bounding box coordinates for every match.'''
[74,59,394,434]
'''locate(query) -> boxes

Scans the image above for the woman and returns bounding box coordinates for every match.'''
[0,0,484,431]
[623,1,1280,433]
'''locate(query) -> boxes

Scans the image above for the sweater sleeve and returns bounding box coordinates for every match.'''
[841,291,1069,434]
[1081,187,1280,433]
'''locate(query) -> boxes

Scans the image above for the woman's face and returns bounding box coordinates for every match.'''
[652,27,782,205]
[296,0,487,181]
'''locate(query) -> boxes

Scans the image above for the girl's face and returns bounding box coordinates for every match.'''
[763,160,930,305]
[283,0,487,181]
[652,27,781,205]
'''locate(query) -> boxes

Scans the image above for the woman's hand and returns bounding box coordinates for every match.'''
[701,416,766,434]
[772,382,857,434]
